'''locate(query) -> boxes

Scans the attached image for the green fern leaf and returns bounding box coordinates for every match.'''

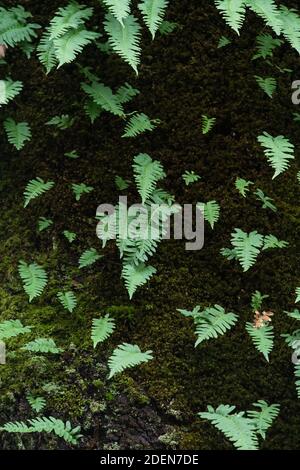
[108,343,153,379]
[0,320,32,341]
[24,178,55,208]
[258,132,294,179]
[4,118,31,150]
[0,6,40,47]
[262,234,288,250]
[116,82,140,104]
[79,248,102,269]
[246,0,282,35]
[279,6,300,54]
[102,0,131,25]
[37,31,58,74]
[182,171,201,186]
[0,79,23,106]
[230,228,264,271]
[18,261,48,302]
[122,113,159,137]
[81,81,124,116]
[54,28,99,67]
[254,189,277,212]
[199,404,258,450]
[122,263,156,299]
[38,217,53,232]
[235,177,253,197]
[0,421,32,433]
[251,291,269,311]
[202,114,216,134]
[57,291,77,313]
[91,314,115,348]
[295,287,300,303]
[193,305,238,346]
[63,230,77,243]
[22,338,63,354]
[104,13,142,74]
[247,400,280,439]
[49,2,94,39]
[27,416,82,444]
[132,153,165,204]
[252,33,282,59]
[214,0,247,34]
[138,0,169,39]
[246,322,274,361]
[199,201,220,229]
[255,76,276,98]
[71,183,94,201]
[26,395,46,413]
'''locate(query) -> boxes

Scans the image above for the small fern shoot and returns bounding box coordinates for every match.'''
[247,401,280,439]
[0,79,23,106]
[108,343,153,379]
[57,291,77,313]
[257,132,295,179]
[255,76,276,98]
[230,228,264,271]
[122,113,160,138]
[138,0,169,39]
[18,261,48,302]
[24,178,55,208]
[4,118,31,150]
[198,201,220,229]
[79,248,102,269]
[202,115,216,134]
[91,314,115,348]
[122,263,157,299]
[246,322,274,361]
[0,320,32,341]
[71,183,94,201]
[26,395,46,413]
[235,177,253,197]
[22,338,63,354]
[38,217,53,233]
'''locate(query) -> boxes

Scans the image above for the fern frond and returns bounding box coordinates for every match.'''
[247,400,280,439]
[4,118,31,150]
[0,79,23,106]
[71,183,94,201]
[54,28,99,68]
[138,0,169,39]
[63,230,77,243]
[116,82,140,104]
[296,287,300,303]
[91,314,115,348]
[251,291,269,311]
[202,114,216,134]
[81,81,124,116]
[0,320,32,341]
[0,6,40,47]
[0,421,32,433]
[132,153,165,204]
[214,0,247,34]
[18,261,48,302]
[230,228,264,271]
[254,189,277,212]
[24,178,55,208]
[104,13,142,74]
[79,248,102,269]
[279,6,300,54]
[26,395,46,413]
[182,170,201,186]
[258,132,294,179]
[38,217,53,232]
[262,234,288,250]
[252,33,282,59]
[27,416,82,444]
[199,201,220,229]
[235,177,253,197]
[49,2,94,39]
[254,76,276,98]
[37,31,58,74]
[246,0,282,35]
[246,322,274,361]
[102,0,131,25]
[122,113,159,137]
[57,291,77,313]
[108,342,153,379]
[122,263,156,299]
[193,305,238,346]
[22,338,63,354]
[199,404,258,450]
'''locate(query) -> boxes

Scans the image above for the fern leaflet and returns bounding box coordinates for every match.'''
[18,261,48,302]
[57,291,77,313]
[138,0,169,39]
[4,118,31,150]
[91,314,115,348]
[108,343,153,379]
